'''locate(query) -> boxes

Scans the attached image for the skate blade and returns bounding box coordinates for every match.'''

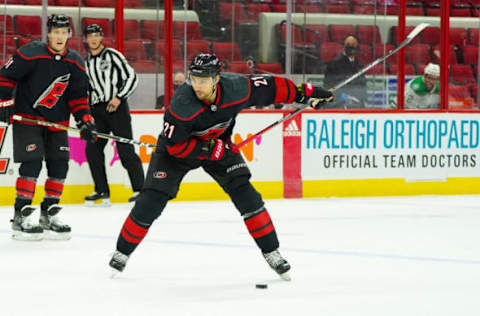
[279,272,291,281]
[11,231,43,241]
[85,199,111,207]
[43,230,71,241]
[110,268,121,279]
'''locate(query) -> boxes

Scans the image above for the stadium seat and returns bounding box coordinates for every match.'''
[82,18,112,38]
[0,36,17,59]
[84,0,114,7]
[2,0,22,3]
[24,0,55,4]
[405,44,431,64]
[277,23,307,45]
[218,2,252,25]
[389,64,416,75]
[325,4,351,13]
[15,15,42,37]
[185,40,211,61]
[416,64,427,75]
[421,27,440,45]
[154,40,183,61]
[226,61,253,74]
[123,20,141,40]
[320,42,343,63]
[18,36,40,47]
[463,45,478,64]
[425,8,441,16]
[123,40,147,61]
[450,28,468,47]
[212,42,242,62]
[468,28,479,46]
[357,25,381,44]
[140,20,165,40]
[450,85,471,98]
[304,24,329,44]
[366,63,387,75]
[67,37,86,57]
[357,44,373,65]
[173,21,202,41]
[56,0,84,6]
[296,4,324,13]
[271,4,286,12]
[353,5,375,14]
[255,62,283,74]
[405,7,424,15]
[391,26,420,45]
[469,83,478,102]
[432,45,458,64]
[329,25,355,43]
[246,4,272,20]
[124,0,143,8]
[451,8,472,16]
[451,64,475,84]
[449,84,474,108]
[0,15,13,35]
[130,60,158,73]
[375,44,396,63]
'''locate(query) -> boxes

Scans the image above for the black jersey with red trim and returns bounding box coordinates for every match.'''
[160,73,297,160]
[0,41,90,128]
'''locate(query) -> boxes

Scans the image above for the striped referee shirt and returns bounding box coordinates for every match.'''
[85,47,138,105]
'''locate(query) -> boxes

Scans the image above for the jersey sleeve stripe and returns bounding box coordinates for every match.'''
[273,76,292,104]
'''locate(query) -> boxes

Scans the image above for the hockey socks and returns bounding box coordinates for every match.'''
[243,209,279,253]
[117,214,150,255]
[14,177,36,210]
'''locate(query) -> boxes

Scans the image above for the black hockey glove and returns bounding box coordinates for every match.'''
[0,98,14,124]
[79,114,97,143]
[295,83,334,109]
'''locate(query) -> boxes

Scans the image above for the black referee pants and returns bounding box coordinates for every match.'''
[86,100,145,194]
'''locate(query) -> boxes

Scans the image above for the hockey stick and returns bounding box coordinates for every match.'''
[12,115,157,148]
[236,22,430,148]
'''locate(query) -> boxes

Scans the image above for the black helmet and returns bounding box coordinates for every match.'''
[47,14,71,32]
[84,23,104,37]
[189,53,221,78]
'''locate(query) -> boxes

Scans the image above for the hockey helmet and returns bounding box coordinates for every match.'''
[189,53,221,78]
[424,63,440,78]
[47,14,71,33]
[84,24,104,37]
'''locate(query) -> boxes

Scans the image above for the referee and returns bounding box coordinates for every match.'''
[83,24,144,206]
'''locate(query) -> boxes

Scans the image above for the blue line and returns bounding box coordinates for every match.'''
[1,229,479,265]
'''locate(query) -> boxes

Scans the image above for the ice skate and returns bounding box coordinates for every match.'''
[109,250,129,277]
[85,192,111,207]
[128,192,141,203]
[40,204,71,240]
[11,206,44,241]
[263,249,291,281]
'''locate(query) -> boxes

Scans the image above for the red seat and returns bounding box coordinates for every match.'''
[130,60,158,73]
[421,27,440,45]
[405,6,424,15]
[451,8,472,16]
[271,4,286,12]
[405,44,431,64]
[185,40,211,61]
[425,8,441,16]
[154,40,183,62]
[0,36,17,60]
[389,64,416,75]
[353,5,375,14]
[173,21,202,41]
[82,18,112,38]
[56,0,84,6]
[449,85,473,108]
[296,4,324,13]
[366,63,387,75]
[304,24,329,44]
[357,44,373,65]
[140,20,165,40]
[226,61,253,74]
[15,15,42,37]
[67,37,86,57]
[278,24,306,44]
[320,42,343,63]
[123,40,147,61]
[0,15,13,35]
[246,3,272,20]
[123,20,141,40]
[84,0,114,7]
[391,26,420,45]
[375,44,396,63]
[218,2,252,24]
[325,4,351,13]
[468,28,479,45]
[212,42,242,62]
[1,0,22,3]
[255,63,283,74]
[432,45,458,64]
[451,64,475,84]
[357,25,381,44]
[450,28,468,47]
[124,0,143,8]
[463,45,478,64]
[24,0,55,4]
[329,25,355,43]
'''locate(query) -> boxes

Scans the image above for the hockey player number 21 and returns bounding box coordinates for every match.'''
[164,122,175,138]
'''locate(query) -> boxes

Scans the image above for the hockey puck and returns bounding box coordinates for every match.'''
[255,283,268,289]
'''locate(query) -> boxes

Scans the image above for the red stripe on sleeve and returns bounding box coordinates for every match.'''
[68,98,89,108]
[0,82,15,88]
[273,76,288,104]
[286,79,297,103]
[166,141,188,156]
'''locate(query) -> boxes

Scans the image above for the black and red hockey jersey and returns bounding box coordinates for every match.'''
[0,41,90,129]
[160,73,298,159]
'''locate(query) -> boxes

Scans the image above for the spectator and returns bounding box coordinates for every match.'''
[405,63,440,109]
[324,35,367,108]
[156,72,186,109]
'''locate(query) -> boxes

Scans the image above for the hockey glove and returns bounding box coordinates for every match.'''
[295,83,334,109]
[79,114,97,143]
[0,98,14,124]
[204,139,239,161]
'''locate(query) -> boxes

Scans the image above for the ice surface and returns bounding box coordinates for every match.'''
[1,195,480,316]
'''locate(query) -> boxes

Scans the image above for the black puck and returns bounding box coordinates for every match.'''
[255,283,268,289]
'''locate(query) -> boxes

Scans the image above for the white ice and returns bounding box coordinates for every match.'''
[1,195,480,316]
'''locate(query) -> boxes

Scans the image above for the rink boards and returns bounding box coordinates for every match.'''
[1,111,480,204]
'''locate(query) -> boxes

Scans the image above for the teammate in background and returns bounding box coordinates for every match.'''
[0,14,96,240]
[155,72,186,109]
[108,53,333,280]
[405,63,440,109]
[83,24,144,206]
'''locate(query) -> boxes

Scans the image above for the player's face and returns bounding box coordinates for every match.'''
[48,27,69,53]
[424,74,439,91]
[190,75,217,100]
[85,32,103,51]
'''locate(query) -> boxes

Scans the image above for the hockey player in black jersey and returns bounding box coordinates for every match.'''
[109,53,333,280]
[0,14,96,241]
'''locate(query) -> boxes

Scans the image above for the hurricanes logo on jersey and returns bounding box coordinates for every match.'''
[34,74,71,109]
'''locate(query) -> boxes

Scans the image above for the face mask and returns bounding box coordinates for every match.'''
[345,45,359,57]
[173,84,180,91]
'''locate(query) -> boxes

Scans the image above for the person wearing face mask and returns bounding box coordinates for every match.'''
[155,72,186,109]
[323,35,367,108]
[405,63,440,109]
